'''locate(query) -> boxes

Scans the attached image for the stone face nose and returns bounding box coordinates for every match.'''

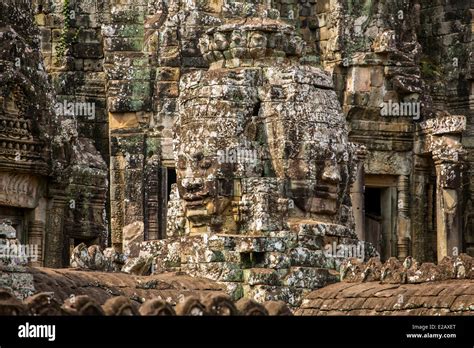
[181,177,204,192]
[321,161,342,184]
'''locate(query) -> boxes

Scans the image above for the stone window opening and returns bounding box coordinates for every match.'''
[252,102,261,117]
[159,166,176,240]
[241,252,265,268]
[145,160,177,241]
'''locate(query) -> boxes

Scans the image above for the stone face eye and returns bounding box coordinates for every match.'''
[193,152,204,162]
[250,34,266,48]
[232,35,241,45]
[213,33,229,50]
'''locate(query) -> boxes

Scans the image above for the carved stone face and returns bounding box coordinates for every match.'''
[261,66,352,220]
[213,32,229,51]
[287,35,304,56]
[287,145,346,216]
[177,150,218,217]
[175,62,353,234]
[175,70,261,232]
[249,32,267,58]
[175,134,241,233]
[230,30,247,58]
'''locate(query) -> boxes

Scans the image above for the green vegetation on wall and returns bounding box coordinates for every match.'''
[56,0,80,60]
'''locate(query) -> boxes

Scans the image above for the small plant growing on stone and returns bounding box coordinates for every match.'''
[420,57,442,79]
[56,0,80,61]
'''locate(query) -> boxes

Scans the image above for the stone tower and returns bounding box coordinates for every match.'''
[130,6,370,307]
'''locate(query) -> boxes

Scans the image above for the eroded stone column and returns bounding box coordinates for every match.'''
[434,157,463,261]
[43,196,68,268]
[28,197,48,266]
[419,115,466,261]
[350,145,366,241]
[396,175,411,260]
[28,221,45,267]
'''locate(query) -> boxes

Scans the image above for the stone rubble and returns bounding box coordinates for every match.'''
[340,253,474,284]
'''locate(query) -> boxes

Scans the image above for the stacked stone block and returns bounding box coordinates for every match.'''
[34,0,109,159]
[133,220,367,307]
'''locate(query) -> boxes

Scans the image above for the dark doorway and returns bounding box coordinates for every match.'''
[365,187,382,217]
[364,176,398,262]
[145,163,177,241]
[365,187,383,258]
[364,185,397,261]
[156,167,177,240]
[166,167,177,201]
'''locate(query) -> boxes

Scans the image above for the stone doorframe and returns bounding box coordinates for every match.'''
[0,172,48,266]
[418,115,467,261]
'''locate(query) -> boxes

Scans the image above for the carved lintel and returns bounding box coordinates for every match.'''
[419,115,466,135]
[0,172,45,208]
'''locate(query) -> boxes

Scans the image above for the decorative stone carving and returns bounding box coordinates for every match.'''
[127,12,369,308]
[0,220,16,239]
[199,19,305,66]
[70,243,125,272]
[0,0,108,267]
[0,173,45,209]
[420,115,467,135]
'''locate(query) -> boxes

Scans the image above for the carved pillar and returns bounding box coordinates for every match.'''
[350,146,366,241]
[433,153,463,261]
[144,139,162,241]
[418,115,467,261]
[28,220,45,267]
[43,196,68,268]
[411,155,432,261]
[432,132,465,261]
[396,175,411,260]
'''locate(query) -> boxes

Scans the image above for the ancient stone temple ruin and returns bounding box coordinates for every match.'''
[0,0,474,311]
[0,0,108,268]
[129,14,369,305]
